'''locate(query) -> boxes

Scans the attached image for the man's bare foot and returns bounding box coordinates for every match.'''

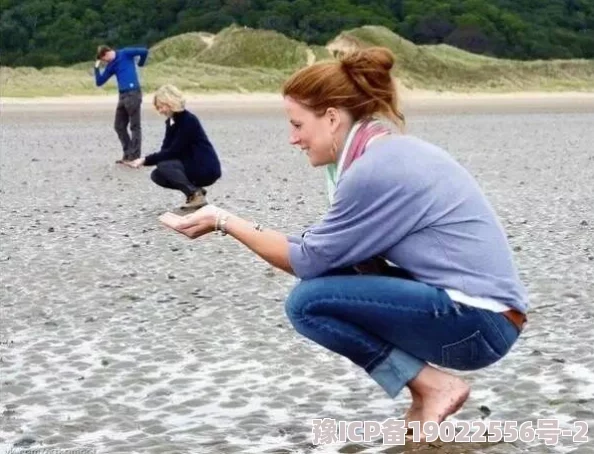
[406,365,470,441]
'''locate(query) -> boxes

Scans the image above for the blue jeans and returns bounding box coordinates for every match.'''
[285,275,520,398]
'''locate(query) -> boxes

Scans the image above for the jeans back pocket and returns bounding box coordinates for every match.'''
[441,330,502,371]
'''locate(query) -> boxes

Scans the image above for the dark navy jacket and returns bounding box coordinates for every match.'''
[144,110,222,184]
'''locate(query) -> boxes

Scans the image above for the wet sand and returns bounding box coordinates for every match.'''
[1,97,593,453]
[3,90,594,115]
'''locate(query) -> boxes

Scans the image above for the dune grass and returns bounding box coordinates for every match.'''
[0,63,289,97]
[149,32,212,64]
[0,66,100,97]
[195,25,309,70]
[310,45,333,62]
[1,24,593,98]
[336,26,594,92]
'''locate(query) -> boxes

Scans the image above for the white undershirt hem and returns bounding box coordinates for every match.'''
[445,289,510,312]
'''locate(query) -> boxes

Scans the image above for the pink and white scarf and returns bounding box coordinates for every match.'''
[325,119,392,204]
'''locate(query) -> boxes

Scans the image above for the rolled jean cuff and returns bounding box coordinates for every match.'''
[369,348,425,398]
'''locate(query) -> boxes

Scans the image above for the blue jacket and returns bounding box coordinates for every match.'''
[94,47,148,92]
[144,110,222,184]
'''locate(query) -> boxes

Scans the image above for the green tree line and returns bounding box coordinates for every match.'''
[1,0,593,67]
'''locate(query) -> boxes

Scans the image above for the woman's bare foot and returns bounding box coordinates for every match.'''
[404,389,423,434]
[406,365,470,440]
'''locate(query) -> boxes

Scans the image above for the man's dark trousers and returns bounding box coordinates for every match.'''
[114,90,142,160]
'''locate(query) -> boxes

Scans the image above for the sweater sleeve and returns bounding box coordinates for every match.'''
[122,47,148,66]
[94,64,114,86]
[288,158,426,279]
[287,234,303,244]
[144,116,193,166]
[160,120,174,150]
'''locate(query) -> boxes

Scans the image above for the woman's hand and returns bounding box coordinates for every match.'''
[159,206,293,274]
[124,157,145,168]
[159,205,224,239]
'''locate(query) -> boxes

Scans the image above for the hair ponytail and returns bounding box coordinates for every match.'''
[283,46,405,131]
[340,47,404,130]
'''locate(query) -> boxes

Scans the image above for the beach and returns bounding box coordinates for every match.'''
[1,93,593,454]
[3,90,594,114]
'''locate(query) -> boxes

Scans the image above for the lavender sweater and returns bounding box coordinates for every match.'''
[288,135,529,313]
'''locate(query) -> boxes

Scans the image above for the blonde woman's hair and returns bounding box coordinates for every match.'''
[153,84,186,112]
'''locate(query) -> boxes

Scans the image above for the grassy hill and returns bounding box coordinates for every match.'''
[1,25,592,97]
[333,26,594,92]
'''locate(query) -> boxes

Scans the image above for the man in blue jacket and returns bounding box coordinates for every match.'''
[95,45,149,163]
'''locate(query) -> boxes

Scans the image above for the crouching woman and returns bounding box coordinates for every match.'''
[126,85,222,209]
[157,48,529,435]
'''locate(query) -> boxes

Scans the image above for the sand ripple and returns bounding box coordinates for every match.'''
[1,107,593,453]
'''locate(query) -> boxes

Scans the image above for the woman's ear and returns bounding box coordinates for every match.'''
[326,107,340,132]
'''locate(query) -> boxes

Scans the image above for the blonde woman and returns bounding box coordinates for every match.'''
[127,85,222,209]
